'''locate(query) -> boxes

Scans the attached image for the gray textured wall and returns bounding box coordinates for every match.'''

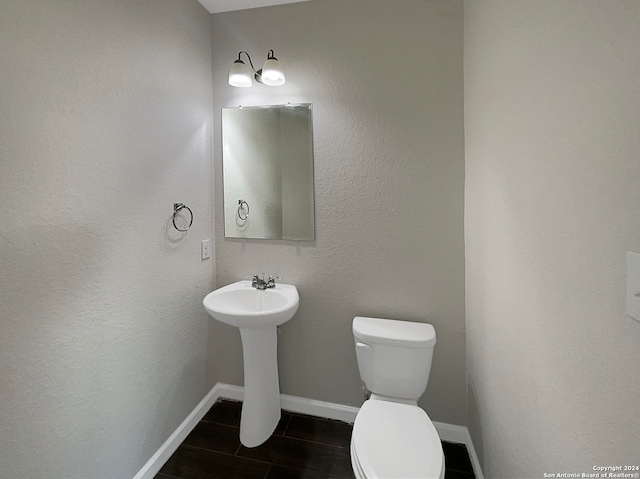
[0,1,215,477]
[465,1,640,476]
[211,0,466,426]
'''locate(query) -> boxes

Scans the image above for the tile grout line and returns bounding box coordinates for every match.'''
[180,442,278,468]
[233,442,242,457]
[282,412,292,435]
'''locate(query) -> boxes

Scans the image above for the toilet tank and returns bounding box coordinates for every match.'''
[353,316,436,400]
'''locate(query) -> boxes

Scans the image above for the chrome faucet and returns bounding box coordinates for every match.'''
[248,273,280,290]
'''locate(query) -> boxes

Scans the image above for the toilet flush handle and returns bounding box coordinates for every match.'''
[356,342,373,351]
[355,342,373,368]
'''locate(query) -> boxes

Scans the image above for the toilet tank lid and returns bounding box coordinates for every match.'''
[353,316,436,348]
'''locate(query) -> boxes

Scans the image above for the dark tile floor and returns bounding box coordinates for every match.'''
[156,400,476,479]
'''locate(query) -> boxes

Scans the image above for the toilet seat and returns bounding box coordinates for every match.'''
[351,400,445,479]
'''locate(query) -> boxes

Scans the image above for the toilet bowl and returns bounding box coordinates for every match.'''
[351,316,445,479]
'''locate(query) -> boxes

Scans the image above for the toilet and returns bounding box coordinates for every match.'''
[351,316,445,479]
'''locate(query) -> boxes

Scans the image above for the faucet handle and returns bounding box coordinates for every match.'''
[266,275,281,288]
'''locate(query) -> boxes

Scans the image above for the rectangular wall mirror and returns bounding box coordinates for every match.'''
[222,103,315,241]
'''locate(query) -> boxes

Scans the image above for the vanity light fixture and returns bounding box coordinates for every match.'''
[228,50,285,87]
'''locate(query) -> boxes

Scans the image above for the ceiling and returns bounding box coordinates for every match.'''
[198,0,312,14]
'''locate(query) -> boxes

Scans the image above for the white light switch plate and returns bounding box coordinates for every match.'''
[626,251,640,322]
[201,239,211,260]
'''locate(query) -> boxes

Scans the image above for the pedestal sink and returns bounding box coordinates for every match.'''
[203,280,299,447]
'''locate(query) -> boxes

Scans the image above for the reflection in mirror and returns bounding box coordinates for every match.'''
[222,103,315,241]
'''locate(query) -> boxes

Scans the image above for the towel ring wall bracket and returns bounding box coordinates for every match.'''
[237,199,249,221]
[173,203,193,232]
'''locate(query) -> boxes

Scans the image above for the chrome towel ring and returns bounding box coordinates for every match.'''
[173,203,193,232]
[238,199,249,220]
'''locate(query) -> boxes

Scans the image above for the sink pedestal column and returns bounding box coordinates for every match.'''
[239,326,281,447]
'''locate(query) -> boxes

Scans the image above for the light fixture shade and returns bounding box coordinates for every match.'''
[229,60,252,87]
[261,58,285,86]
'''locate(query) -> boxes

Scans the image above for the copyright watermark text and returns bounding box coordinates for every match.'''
[543,466,640,478]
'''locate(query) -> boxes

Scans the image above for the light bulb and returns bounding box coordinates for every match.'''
[261,56,285,86]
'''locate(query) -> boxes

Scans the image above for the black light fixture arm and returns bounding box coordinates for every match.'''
[237,51,265,83]
[237,51,257,73]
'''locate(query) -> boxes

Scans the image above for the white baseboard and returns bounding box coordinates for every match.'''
[209,382,361,423]
[132,383,225,479]
[133,382,484,479]
[214,382,244,402]
[281,393,360,423]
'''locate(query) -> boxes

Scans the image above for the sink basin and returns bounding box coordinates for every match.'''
[203,280,299,328]
[203,280,299,448]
